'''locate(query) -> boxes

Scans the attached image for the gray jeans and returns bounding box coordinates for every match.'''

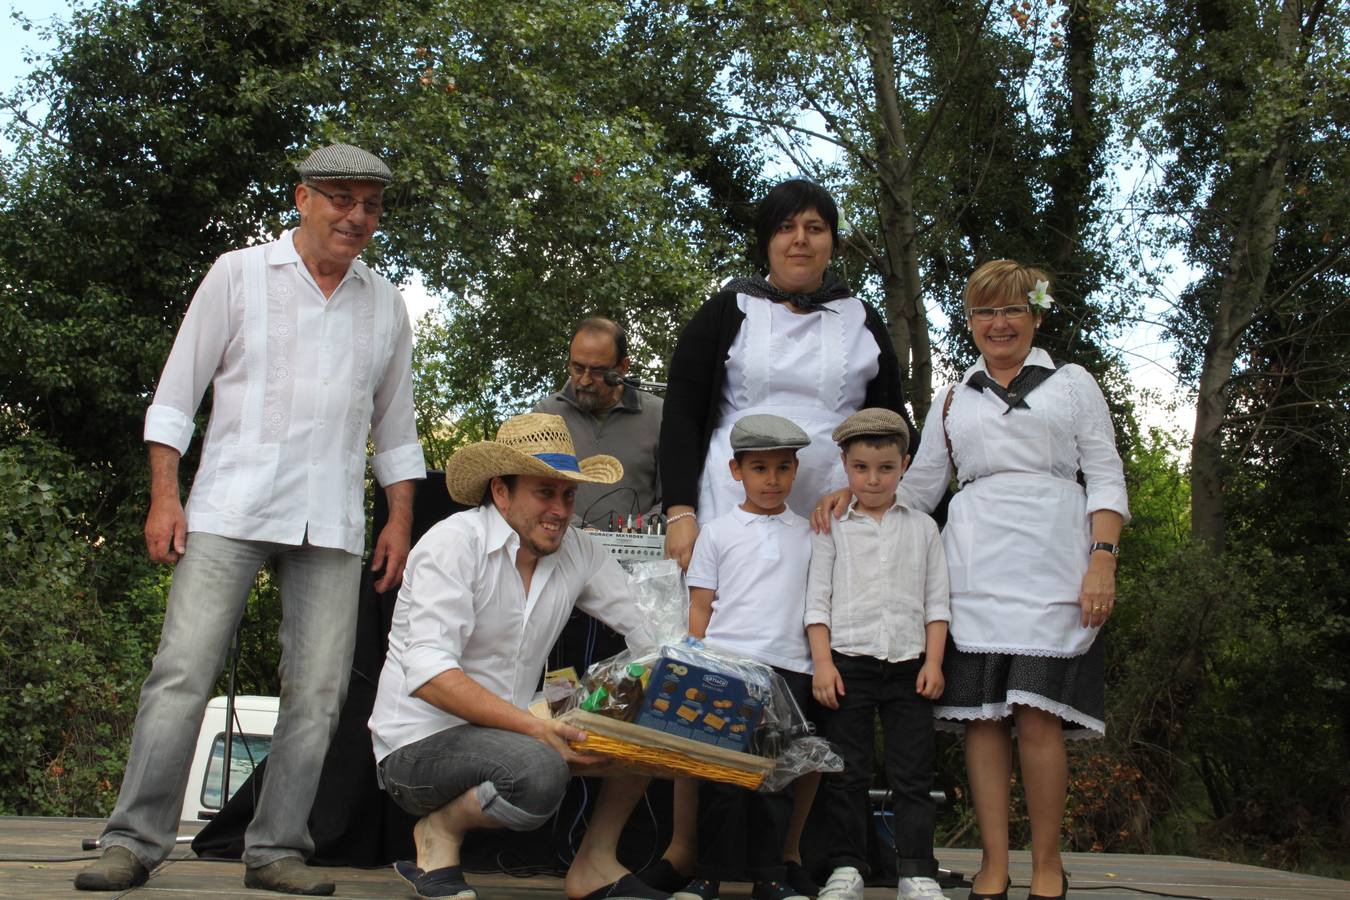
[101,532,361,868]
[379,724,570,831]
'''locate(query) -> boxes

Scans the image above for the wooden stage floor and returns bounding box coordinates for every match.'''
[2,817,1347,899]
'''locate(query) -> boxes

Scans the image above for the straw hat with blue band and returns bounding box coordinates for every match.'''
[444,412,624,505]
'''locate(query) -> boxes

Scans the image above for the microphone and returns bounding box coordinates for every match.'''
[602,370,668,392]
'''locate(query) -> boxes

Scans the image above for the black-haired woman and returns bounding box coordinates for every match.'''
[661,179,916,569]
[649,179,915,897]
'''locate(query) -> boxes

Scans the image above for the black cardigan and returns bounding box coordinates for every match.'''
[659,289,918,512]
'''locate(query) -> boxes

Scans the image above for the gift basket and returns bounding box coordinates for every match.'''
[555,560,841,791]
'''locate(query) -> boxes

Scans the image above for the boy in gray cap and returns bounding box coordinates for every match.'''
[677,414,814,900]
[805,408,950,900]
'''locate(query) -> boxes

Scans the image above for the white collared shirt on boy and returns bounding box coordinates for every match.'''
[686,504,813,673]
[804,496,950,662]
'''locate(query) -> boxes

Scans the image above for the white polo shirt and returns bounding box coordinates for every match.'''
[687,505,813,674]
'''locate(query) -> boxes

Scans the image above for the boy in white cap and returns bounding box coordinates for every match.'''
[675,414,815,900]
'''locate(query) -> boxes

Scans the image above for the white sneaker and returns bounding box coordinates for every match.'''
[817,866,865,900]
[897,875,947,900]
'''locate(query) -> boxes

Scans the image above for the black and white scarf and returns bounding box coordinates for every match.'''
[721,271,853,312]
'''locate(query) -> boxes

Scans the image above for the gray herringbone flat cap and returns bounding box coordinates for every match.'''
[731,414,810,452]
[832,407,910,448]
[296,143,392,184]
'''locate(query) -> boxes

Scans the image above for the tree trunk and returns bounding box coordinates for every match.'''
[1043,1,1109,375]
[1190,0,1301,552]
[862,9,934,420]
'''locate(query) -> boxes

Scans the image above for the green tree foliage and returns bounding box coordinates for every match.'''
[362,1,750,442]
[1126,0,1350,552]
[1,0,394,481]
[676,0,1130,419]
[0,438,164,815]
[1107,0,1350,854]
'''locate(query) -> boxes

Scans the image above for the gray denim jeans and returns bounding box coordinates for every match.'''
[100,532,361,869]
[379,724,570,831]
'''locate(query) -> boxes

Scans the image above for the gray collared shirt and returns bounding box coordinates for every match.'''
[533,381,663,528]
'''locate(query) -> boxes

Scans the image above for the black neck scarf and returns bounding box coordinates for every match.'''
[722,271,853,312]
[965,358,1063,414]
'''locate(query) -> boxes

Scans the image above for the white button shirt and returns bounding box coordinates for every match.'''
[687,505,814,674]
[370,504,646,761]
[804,498,950,663]
[143,231,425,555]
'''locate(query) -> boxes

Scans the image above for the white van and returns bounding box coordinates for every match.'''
[181,695,280,822]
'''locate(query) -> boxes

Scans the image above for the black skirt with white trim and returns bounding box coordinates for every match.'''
[933,634,1105,739]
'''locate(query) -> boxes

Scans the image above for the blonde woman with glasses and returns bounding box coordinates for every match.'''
[896,260,1130,900]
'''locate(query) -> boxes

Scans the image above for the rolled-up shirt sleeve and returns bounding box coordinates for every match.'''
[1074,370,1131,523]
[398,521,480,693]
[143,257,235,453]
[803,529,836,628]
[369,285,426,486]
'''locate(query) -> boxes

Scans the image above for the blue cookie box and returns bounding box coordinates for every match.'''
[634,645,771,752]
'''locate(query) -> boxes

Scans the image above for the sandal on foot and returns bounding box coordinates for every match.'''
[412,865,476,900]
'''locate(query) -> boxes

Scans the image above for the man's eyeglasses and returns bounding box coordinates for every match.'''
[568,361,614,381]
[969,304,1033,322]
[305,183,384,216]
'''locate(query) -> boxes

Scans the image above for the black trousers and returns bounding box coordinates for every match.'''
[694,668,811,884]
[822,652,938,879]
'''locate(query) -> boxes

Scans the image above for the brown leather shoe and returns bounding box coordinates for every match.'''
[74,845,150,891]
[244,856,335,895]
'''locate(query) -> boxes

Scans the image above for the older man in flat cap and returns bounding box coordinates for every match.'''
[77,144,425,895]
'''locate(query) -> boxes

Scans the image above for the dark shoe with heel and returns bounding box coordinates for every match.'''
[967,876,1011,900]
[1027,871,1068,900]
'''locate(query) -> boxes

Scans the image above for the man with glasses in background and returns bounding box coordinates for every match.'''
[533,317,663,530]
[76,144,424,895]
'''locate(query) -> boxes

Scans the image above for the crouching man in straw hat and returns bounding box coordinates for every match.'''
[77,143,424,895]
[369,413,671,900]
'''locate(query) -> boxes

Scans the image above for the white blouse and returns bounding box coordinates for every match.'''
[899,348,1129,657]
[804,499,950,664]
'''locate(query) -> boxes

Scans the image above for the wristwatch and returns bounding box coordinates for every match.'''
[1089,541,1120,559]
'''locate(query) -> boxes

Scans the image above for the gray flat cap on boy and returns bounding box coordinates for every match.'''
[730,414,810,452]
[832,407,910,446]
[295,143,393,184]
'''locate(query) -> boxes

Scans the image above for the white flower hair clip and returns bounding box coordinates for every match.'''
[1027,279,1054,312]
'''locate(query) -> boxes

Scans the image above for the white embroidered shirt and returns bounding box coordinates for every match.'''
[143,230,425,555]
